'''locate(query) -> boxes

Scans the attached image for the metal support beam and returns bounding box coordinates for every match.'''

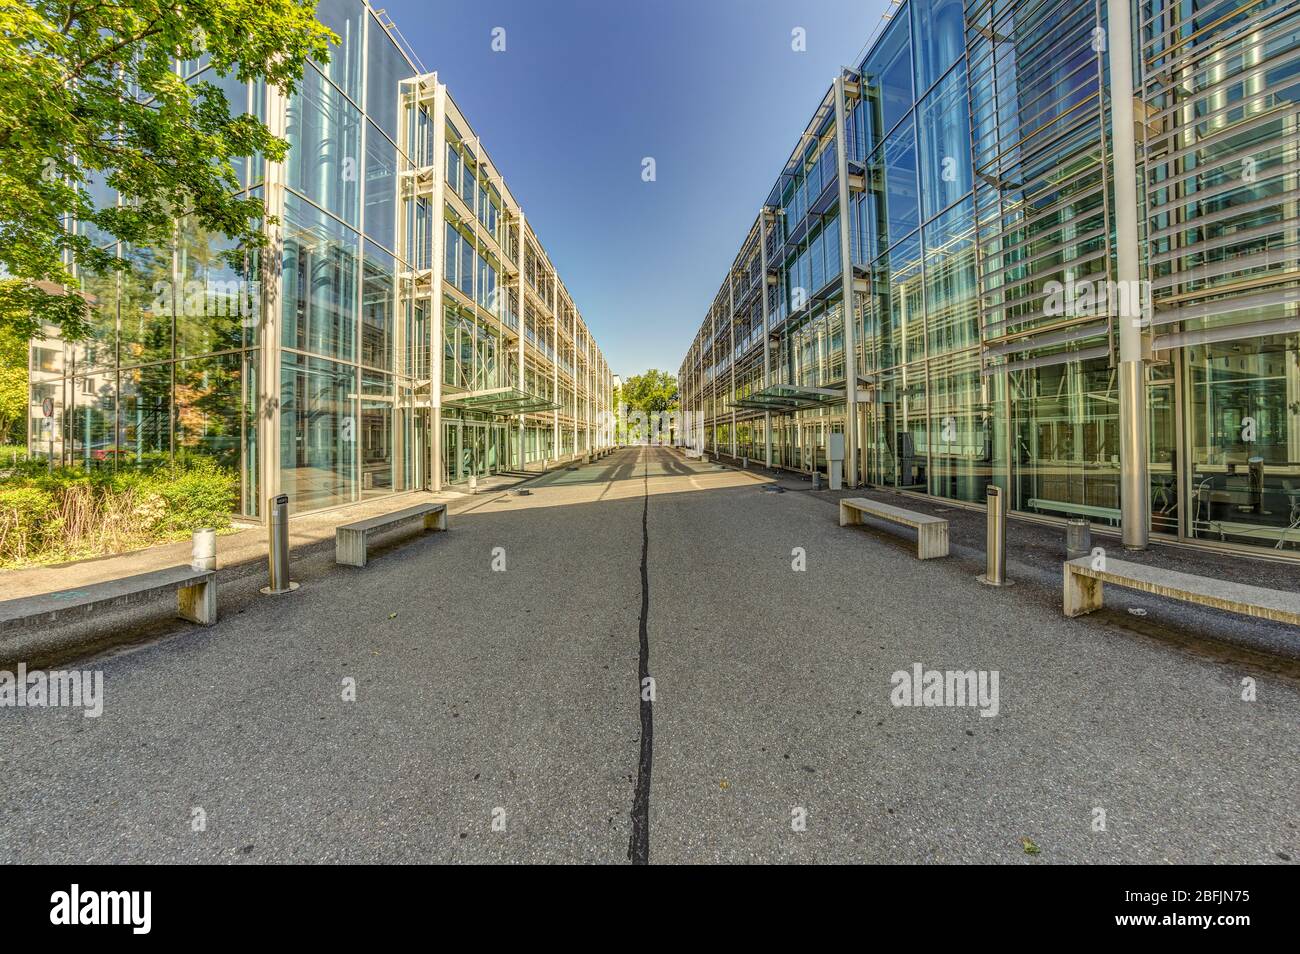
[257,80,289,511]
[1106,0,1149,549]
[832,75,859,488]
[728,273,737,459]
[759,209,774,469]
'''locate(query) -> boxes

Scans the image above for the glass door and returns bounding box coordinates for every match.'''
[443,421,460,486]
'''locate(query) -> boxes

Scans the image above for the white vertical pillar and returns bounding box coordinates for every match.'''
[430,79,448,492]
[728,272,737,458]
[833,75,859,488]
[1107,0,1149,549]
[517,214,526,467]
[759,209,773,468]
[258,80,289,511]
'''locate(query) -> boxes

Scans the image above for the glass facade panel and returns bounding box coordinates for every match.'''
[1011,358,1120,522]
[910,0,966,95]
[365,14,409,143]
[1187,335,1300,549]
[175,216,254,358]
[68,372,117,469]
[877,118,918,251]
[286,64,362,226]
[312,0,364,102]
[916,62,972,221]
[281,194,359,362]
[73,267,118,374]
[364,120,398,253]
[861,10,913,141]
[361,241,394,371]
[281,351,356,513]
[923,197,978,356]
[118,364,173,467]
[119,245,172,368]
[360,369,393,498]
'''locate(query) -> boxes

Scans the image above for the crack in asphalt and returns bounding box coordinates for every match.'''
[627,446,653,864]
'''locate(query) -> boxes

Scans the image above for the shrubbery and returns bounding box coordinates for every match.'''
[0,458,237,566]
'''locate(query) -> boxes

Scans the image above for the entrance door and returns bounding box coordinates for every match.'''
[443,422,460,486]
[472,424,489,478]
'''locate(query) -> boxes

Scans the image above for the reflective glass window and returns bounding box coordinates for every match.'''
[917,62,972,220]
[910,0,966,95]
[286,64,361,225]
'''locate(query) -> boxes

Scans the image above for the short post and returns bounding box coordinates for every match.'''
[978,484,1013,586]
[261,493,299,595]
[1066,518,1091,560]
[812,471,822,491]
[468,473,478,494]
[191,528,216,571]
[742,456,748,469]
[827,433,845,491]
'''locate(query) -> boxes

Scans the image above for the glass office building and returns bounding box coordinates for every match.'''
[29,0,614,517]
[679,0,1300,558]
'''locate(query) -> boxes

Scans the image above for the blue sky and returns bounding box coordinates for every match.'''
[378,0,889,381]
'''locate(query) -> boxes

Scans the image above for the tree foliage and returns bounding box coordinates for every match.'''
[0,312,26,443]
[620,369,678,415]
[0,0,336,340]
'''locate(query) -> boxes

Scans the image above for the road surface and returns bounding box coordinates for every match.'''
[1,446,1296,863]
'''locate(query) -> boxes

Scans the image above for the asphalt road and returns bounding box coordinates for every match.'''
[0,446,1296,863]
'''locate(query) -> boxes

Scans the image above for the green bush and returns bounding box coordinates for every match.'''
[0,458,237,566]
[149,459,237,534]
[0,485,60,562]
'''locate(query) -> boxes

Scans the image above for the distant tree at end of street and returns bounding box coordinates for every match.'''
[620,370,678,416]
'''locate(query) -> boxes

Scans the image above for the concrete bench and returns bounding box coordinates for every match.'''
[1063,556,1300,625]
[335,502,448,568]
[839,497,949,559]
[0,564,217,633]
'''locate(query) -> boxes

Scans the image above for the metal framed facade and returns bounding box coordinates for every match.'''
[29,0,614,516]
[678,0,1300,559]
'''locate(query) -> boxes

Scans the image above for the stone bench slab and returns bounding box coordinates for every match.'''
[839,497,949,559]
[0,564,217,632]
[336,502,448,568]
[1063,555,1300,625]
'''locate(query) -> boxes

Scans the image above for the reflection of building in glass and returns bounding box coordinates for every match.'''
[678,0,1300,556]
[29,0,614,517]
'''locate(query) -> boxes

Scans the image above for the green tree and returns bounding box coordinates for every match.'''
[0,317,26,444]
[620,370,678,416]
[0,0,336,341]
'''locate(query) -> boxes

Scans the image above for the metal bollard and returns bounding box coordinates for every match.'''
[812,471,822,491]
[261,493,299,595]
[191,528,216,572]
[978,484,1013,586]
[1066,518,1091,560]
[468,473,478,494]
[742,456,748,469]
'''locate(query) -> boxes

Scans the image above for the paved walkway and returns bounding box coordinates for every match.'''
[0,446,1295,863]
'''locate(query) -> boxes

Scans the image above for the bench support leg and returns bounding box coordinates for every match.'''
[423,509,449,532]
[177,578,217,626]
[839,502,859,527]
[917,523,949,560]
[1063,567,1103,617]
[336,529,367,567]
